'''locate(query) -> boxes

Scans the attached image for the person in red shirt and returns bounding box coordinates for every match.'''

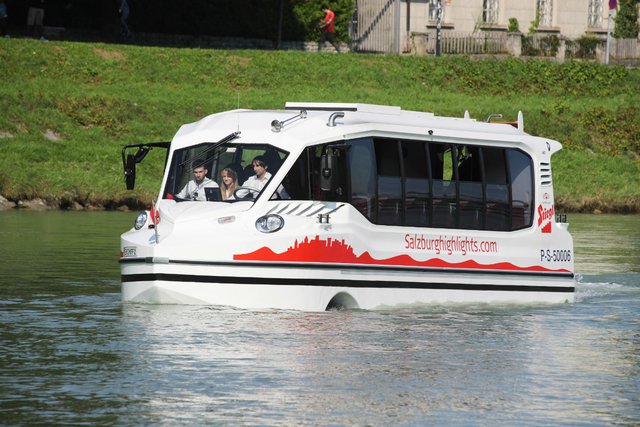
[319,4,340,52]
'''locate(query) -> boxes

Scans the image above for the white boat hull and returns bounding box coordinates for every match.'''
[121,261,575,310]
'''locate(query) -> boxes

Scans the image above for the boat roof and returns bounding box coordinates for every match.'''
[171,102,562,153]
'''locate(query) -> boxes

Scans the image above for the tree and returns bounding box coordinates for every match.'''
[613,0,640,39]
[292,0,355,42]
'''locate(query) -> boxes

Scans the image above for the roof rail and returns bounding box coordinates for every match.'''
[285,102,401,115]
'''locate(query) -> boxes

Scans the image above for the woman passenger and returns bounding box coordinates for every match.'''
[220,167,239,200]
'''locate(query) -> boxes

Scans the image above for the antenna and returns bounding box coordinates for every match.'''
[517,111,524,132]
[236,93,240,132]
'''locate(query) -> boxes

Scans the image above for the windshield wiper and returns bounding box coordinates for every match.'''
[179,131,241,167]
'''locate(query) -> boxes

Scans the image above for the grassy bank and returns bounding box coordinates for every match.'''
[1,38,639,212]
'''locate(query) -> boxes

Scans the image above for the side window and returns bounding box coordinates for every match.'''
[164,143,217,199]
[341,138,534,232]
[281,143,346,202]
[457,145,484,230]
[348,138,377,222]
[402,140,430,227]
[375,139,403,226]
[281,147,311,200]
[430,143,456,228]
[508,149,533,229]
[483,147,510,231]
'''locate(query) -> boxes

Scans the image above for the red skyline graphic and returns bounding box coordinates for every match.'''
[233,235,570,273]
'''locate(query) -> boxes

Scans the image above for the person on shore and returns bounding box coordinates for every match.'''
[117,0,130,37]
[176,161,219,201]
[219,167,239,200]
[318,4,340,53]
[0,1,8,38]
[27,0,45,40]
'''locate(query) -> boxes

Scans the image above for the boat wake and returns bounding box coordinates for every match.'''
[574,272,640,302]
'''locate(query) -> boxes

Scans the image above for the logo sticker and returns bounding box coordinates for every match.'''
[537,204,554,234]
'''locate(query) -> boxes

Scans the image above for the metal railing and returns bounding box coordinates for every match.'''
[424,31,509,55]
[352,0,401,54]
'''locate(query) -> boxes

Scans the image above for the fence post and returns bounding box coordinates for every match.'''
[394,0,401,54]
[506,32,522,57]
[595,42,606,64]
[556,37,566,63]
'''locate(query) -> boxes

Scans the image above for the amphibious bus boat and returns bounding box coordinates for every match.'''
[120,102,575,311]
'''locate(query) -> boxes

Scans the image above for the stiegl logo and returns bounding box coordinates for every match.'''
[537,204,554,234]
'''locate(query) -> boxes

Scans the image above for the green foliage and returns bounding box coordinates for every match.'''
[541,35,560,56]
[437,57,631,97]
[553,150,640,213]
[565,35,600,59]
[522,35,560,57]
[508,17,520,33]
[0,39,638,211]
[9,0,353,43]
[613,0,640,39]
[292,0,355,42]
[578,107,640,157]
[528,10,541,35]
[56,96,141,135]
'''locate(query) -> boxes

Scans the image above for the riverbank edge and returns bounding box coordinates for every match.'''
[1,194,637,215]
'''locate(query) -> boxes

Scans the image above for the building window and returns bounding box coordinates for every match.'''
[428,0,443,22]
[588,0,603,28]
[483,0,499,24]
[536,0,553,27]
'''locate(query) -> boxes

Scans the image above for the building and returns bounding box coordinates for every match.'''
[353,0,619,54]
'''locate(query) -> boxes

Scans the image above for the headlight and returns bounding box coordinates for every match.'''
[255,214,284,233]
[134,211,148,230]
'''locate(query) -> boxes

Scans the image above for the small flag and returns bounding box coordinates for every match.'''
[150,203,160,224]
[609,0,617,10]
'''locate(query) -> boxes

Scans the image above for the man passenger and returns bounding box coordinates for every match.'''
[176,161,219,201]
[241,155,289,199]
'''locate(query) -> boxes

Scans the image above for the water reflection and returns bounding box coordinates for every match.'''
[113,301,640,426]
[570,214,640,274]
[0,211,639,425]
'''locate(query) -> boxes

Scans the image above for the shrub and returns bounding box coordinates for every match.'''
[569,35,600,59]
[292,0,355,42]
[613,0,640,39]
[522,35,559,57]
[508,17,520,33]
[528,10,541,35]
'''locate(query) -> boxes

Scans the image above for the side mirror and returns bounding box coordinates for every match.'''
[124,153,136,190]
[120,141,170,191]
[320,152,340,192]
[134,146,150,163]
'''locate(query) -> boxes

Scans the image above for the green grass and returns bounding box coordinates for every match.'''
[1,38,639,212]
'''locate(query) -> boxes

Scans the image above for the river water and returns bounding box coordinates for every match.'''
[0,211,638,426]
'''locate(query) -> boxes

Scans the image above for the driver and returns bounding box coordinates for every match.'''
[176,160,219,201]
[241,156,289,199]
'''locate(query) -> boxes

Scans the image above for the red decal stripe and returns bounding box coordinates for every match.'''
[233,236,570,273]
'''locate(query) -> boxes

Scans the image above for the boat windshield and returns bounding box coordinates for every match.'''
[163,142,289,202]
